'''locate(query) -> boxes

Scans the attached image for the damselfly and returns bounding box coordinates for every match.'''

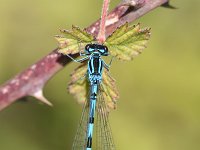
[65,43,115,150]
[55,23,150,150]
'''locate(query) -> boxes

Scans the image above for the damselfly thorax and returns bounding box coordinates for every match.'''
[82,44,110,84]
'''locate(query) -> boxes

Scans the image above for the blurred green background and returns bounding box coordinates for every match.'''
[0,0,200,150]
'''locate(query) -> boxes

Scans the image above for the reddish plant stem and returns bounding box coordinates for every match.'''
[0,0,169,111]
[97,0,110,44]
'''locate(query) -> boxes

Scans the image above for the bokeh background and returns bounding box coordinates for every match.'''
[0,0,200,150]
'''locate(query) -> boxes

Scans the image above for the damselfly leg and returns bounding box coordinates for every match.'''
[102,56,114,71]
[66,54,89,63]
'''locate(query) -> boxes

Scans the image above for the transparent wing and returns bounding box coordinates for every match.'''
[70,64,89,149]
[72,98,89,150]
[72,83,116,150]
[95,84,116,150]
[70,66,116,149]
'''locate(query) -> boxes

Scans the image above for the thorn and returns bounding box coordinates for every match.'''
[59,28,64,32]
[72,25,79,29]
[31,90,53,107]
[60,29,68,33]
[161,1,177,9]
[54,35,63,39]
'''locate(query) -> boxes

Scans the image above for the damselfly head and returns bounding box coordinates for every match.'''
[84,44,108,56]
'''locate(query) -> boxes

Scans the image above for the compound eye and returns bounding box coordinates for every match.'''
[85,44,94,54]
[90,44,95,49]
[100,45,108,56]
[85,44,90,51]
[104,46,108,53]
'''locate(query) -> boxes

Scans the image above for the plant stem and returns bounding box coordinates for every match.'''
[97,0,110,44]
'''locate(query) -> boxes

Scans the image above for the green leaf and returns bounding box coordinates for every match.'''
[105,23,151,61]
[68,63,88,104]
[101,69,119,110]
[71,25,95,42]
[68,64,119,110]
[55,25,95,55]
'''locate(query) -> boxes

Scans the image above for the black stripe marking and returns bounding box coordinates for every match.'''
[89,117,94,123]
[87,136,92,148]
[91,93,97,99]
[89,61,92,73]
[93,57,99,74]
[100,61,103,73]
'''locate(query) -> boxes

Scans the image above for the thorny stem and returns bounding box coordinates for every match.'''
[0,0,170,111]
[97,0,110,44]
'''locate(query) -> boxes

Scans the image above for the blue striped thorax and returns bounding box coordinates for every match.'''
[85,44,108,84]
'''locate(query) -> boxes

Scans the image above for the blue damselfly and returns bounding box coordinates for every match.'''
[66,44,115,150]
